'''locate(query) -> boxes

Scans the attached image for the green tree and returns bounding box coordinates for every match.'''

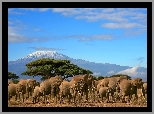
[12,80,19,84]
[97,76,105,80]
[8,72,19,84]
[8,72,19,80]
[109,74,132,80]
[21,58,93,81]
[93,76,97,80]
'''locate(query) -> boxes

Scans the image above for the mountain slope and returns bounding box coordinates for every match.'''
[8,51,147,82]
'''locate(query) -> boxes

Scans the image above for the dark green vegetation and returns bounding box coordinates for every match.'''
[8,72,19,84]
[21,58,93,81]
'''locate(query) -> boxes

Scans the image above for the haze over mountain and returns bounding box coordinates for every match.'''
[8,51,147,82]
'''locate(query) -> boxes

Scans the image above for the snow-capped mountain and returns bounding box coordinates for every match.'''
[8,51,147,82]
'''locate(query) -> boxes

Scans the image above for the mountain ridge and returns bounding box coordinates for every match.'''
[8,51,147,82]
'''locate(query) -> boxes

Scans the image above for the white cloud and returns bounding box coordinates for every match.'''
[93,72,101,76]
[30,47,66,51]
[116,66,147,78]
[8,26,48,43]
[102,8,115,13]
[51,8,147,35]
[8,8,24,15]
[39,8,50,12]
[107,71,115,74]
[101,22,143,29]
[19,8,51,12]
[66,34,113,42]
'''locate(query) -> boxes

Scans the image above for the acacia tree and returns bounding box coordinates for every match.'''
[21,58,93,81]
[109,74,132,80]
[8,72,19,80]
[8,72,19,83]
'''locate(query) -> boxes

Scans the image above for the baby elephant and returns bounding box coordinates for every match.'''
[32,86,43,104]
[98,87,110,103]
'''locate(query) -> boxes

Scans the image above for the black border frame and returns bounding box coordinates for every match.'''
[2,2,152,112]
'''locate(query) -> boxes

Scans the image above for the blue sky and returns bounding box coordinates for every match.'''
[8,8,147,69]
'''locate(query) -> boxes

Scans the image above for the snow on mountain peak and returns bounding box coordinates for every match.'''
[21,51,67,60]
[30,51,56,55]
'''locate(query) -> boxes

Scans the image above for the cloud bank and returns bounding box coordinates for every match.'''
[116,66,147,78]
[29,47,66,51]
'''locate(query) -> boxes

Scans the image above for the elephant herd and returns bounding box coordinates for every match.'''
[8,74,147,105]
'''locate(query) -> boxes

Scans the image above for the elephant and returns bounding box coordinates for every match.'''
[99,76,128,87]
[98,87,110,103]
[32,86,43,104]
[18,79,37,99]
[130,78,143,99]
[93,80,100,100]
[15,83,26,102]
[49,76,63,103]
[119,79,133,103]
[8,83,26,102]
[97,76,128,102]
[8,83,17,101]
[142,82,147,99]
[59,80,74,104]
[39,79,52,103]
[113,82,121,102]
[70,74,90,102]
[80,74,94,101]
[8,80,14,86]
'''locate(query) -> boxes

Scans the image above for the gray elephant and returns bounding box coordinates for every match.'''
[49,76,63,103]
[99,76,128,88]
[98,87,110,103]
[142,82,147,99]
[8,83,26,102]
[119,79,133,103]
[59,80,74,104]
[8,83,17,101]
[32,86,43,104]
[71,74,90,102]
[80,74,94,101]
[130,78,143,99]
[39,79,52,103]
[15,83,26,102]
[18,79,37,99]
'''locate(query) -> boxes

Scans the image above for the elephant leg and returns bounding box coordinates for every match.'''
[8,93,10,101]
[22,93,24,103]
[60,95,62,104]
[28,92,30,99]
[68,94,72,104]
[14,94,17,101]
[85,88,88,101]
[18,92,20,101]
[101,96,103,102]
[73,91,77,103]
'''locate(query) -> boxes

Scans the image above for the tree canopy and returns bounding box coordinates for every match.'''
[8,72,19,80]
[21,58,93,81]
[109,74,132,80]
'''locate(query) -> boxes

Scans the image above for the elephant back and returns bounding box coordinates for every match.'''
[8,80,14,86]
[16,83,26,94]
[18,79,27,86]
[8,83,17,96]
[143,82,147,94]
[99,78,110,87]
[131,78,143,89]
[119,79,132,96]
[27,79,37,89]
[40,79,51,94]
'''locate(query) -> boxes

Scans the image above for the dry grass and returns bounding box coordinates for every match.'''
[8,93,147,107]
